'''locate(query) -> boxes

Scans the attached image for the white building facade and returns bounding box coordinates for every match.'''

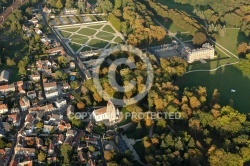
[182,43,215,63]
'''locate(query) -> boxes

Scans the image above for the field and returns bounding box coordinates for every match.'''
[55,22,124,53]
[177,29,250,113]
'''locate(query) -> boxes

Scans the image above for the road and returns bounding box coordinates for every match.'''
[0,0,27,25]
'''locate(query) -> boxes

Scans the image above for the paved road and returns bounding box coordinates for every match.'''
[0,0,27,25]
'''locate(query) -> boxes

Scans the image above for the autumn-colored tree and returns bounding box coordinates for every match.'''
[193,32,207,45]
[237,42,248,57]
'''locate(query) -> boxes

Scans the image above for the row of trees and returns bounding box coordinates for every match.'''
[101,0,167,46]
[146,0,203,35]
[176,0,250,36]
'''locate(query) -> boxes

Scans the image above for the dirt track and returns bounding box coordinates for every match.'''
[0,0,27,25]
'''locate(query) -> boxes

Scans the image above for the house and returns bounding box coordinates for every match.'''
[7,84,15,92]
[78,150,87,163]
[43,125,55,133]
[0,70,9,83]
[25,30,33,38]
[48,142,54,155]
[8,113,21,126]
[85,137,98,145]
[16,81,25,94]
[27,91,36,99]
[44,82,57,91]
[58,120,71,132]
[1,122,11,132]
[19,97,30,111]
[50,114,63,122]
[10,108,20,113]
[36,137,44,148]
[0,104,8,114]
[24,113,35,128]
[14,147,36,156]
[64,136,74,145]
[57,134,65,144]
[55,98,67,108]
[91,100,120,123]
[63,8,77,15]
[46,47,64,55]
[47,157,57,163]
[70,62,75,69]
[45,89,58,99]
[66,129,76,137]
[43,6,51,14]
[29,17,38,24]
[41,37,51,43]
[73,130,85,145]
[17,160,33,166]
[0,84,14,94]
[0,129,5,137]
[22,24,29,31]
[29,75,40,82]
[35,28,42,35]
[62,83,70,90]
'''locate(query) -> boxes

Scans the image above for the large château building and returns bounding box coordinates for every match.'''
[182,43,215,63]
[91,101,119,123]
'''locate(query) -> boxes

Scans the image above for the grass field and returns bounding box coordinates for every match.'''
[78,28,97,36]
[71,35,89,44]
[102,25,116,33]
[96,31,115,40]
[59,31,71,38]
[68,42,81,52]
[88,24,103,29]
[113,36,123,43]
[61,27,80,32]
[177,29,250,113]
[88,39,109,48]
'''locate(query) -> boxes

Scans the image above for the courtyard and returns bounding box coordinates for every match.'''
[54,22,124,53]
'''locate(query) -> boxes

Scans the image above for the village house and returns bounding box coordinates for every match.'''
[0,84,15,94]
[54,98,67,108]
[0,70,9,83]
[24,113,35,128]
[70,62,75,69]
[19,97,30,111]
[16,81,25,94]
[22,24,29,31]
[58,120,71,132]
[29,75,40,82]
[45,89,59,99]
[14,147,36,156]
[57,134,65,145]
[44,82,57,91]
[46,47,64,55]
[10,108,20,114]
[48,142,54,155]
[43,6,52,14]
[0,104,8,114]
[35,28,42,35]
[43,125,55,133]
[62,82,70,90]
[27,91,36,100]
[1,122,11,132]
[8,113,21,126]
[66,129,77,137]
[28,17,38,24]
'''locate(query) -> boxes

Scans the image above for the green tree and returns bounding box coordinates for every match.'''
[56,0,64,9]
[38,151,46,162]
[60,144,72,164]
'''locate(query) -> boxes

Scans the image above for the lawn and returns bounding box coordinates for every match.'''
[59,30,71,38]
[80,46,92,52]
[60,27,80,32]
[87,39,109,49]
[102,25,116,33]
[96,31,115,41]
[113,36,123,43]
[78,28,97,36]
[216,29,249,55]
[71,35,89,44]
[176,33,193,41]
[68,42,82,52]
[176,65,250,113]
[88,24,103,30]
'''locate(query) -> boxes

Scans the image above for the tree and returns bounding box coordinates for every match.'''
[104,150,113,161]
[38,151,46,162]
[193,32,207,45]
[77,102,85,110]
[0,139,6,149]
[88,145,96,152]
[36,122,44,130]
[65,0,74,8]
[56,0,63,9]
[237,42,248,57]
[70,81,78,89]
[60,144,72,164]
[6,58,16,66]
